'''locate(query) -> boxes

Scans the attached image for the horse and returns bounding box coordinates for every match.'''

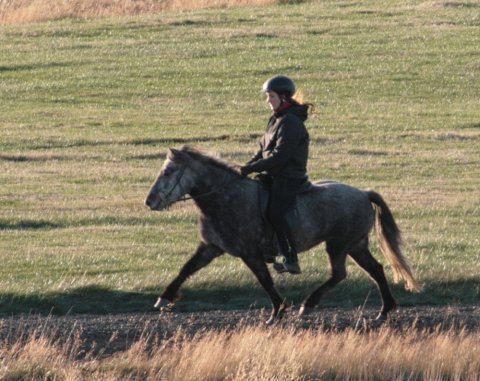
[145,146,421,325]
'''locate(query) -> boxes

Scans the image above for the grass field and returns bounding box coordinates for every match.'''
[0,0,479,317]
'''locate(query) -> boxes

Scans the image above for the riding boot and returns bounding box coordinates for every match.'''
[273,237,301,275]
[284,248,301,274]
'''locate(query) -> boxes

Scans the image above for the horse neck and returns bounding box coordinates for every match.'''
[190,166,249,214]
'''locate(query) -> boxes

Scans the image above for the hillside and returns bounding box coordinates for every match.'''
[1,0,479,314]
[1,0,276,24]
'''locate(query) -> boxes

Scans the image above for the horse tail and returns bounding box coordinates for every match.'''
[367,190,422,292]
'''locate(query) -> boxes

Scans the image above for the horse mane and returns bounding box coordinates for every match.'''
[179,146,242,177]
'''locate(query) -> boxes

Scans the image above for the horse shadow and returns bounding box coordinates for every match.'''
[0,277,478,316]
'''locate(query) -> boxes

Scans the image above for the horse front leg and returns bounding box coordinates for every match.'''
[242,255,286,325]
[155,242,224,310]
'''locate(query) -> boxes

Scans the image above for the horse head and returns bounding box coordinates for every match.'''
[145,148,196,211]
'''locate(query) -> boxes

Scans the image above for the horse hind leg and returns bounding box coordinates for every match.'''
[349,239,397,321]
[300,240,348,316]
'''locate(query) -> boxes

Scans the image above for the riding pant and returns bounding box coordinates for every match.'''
[267,176,305,259]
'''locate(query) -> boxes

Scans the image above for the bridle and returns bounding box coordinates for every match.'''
[160,164,231,205]
[161,165,187,202]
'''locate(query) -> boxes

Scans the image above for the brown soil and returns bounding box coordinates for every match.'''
[1,305,478,357]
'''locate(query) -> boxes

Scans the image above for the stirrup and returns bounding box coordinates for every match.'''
[273,258,301,275]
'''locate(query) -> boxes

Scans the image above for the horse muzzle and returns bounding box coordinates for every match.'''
[145,193,168,211]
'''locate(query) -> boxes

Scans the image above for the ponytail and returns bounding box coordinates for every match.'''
[290,90,315,115]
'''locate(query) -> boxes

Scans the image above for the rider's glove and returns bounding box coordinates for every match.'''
[240,165,254,177]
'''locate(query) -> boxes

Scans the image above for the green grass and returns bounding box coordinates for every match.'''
[0,0,479,315]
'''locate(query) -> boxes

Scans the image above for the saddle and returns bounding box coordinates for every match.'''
[255,175,314,226]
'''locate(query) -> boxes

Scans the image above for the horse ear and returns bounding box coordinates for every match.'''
[167,148,178,160]
[168,148,187,163]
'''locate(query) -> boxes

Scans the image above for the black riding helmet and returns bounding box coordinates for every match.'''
[262,75,296,99]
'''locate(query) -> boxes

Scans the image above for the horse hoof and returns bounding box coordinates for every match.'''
[265,302,290,326]
[298,305,313,317]
[265,315,275,326]
[371,313,387,328]
[154,297,172,311]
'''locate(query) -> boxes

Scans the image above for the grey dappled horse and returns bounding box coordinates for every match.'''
[145,146,421,325]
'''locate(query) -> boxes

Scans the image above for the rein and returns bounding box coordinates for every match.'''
[179,189,220,202]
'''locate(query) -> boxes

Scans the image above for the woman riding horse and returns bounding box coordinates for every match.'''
[241,75,314,275]
[145,146,421,325]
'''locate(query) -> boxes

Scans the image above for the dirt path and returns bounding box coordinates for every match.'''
[1,305,478,356]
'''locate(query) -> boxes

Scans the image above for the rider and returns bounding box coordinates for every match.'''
[240,75,313,275]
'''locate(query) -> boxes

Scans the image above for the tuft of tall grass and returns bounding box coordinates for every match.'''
[1,323,479,380]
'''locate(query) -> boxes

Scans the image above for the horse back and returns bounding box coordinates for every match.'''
[292,180,375,251]
[244,178,375,253]
[298,180,373,219]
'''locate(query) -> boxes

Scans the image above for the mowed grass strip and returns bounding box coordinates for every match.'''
[0,0,479,314]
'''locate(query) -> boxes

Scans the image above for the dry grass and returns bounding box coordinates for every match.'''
[0,0,276,24]
[1,324,479,380]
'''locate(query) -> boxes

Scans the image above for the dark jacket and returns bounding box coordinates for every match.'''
[246,104,309,179]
